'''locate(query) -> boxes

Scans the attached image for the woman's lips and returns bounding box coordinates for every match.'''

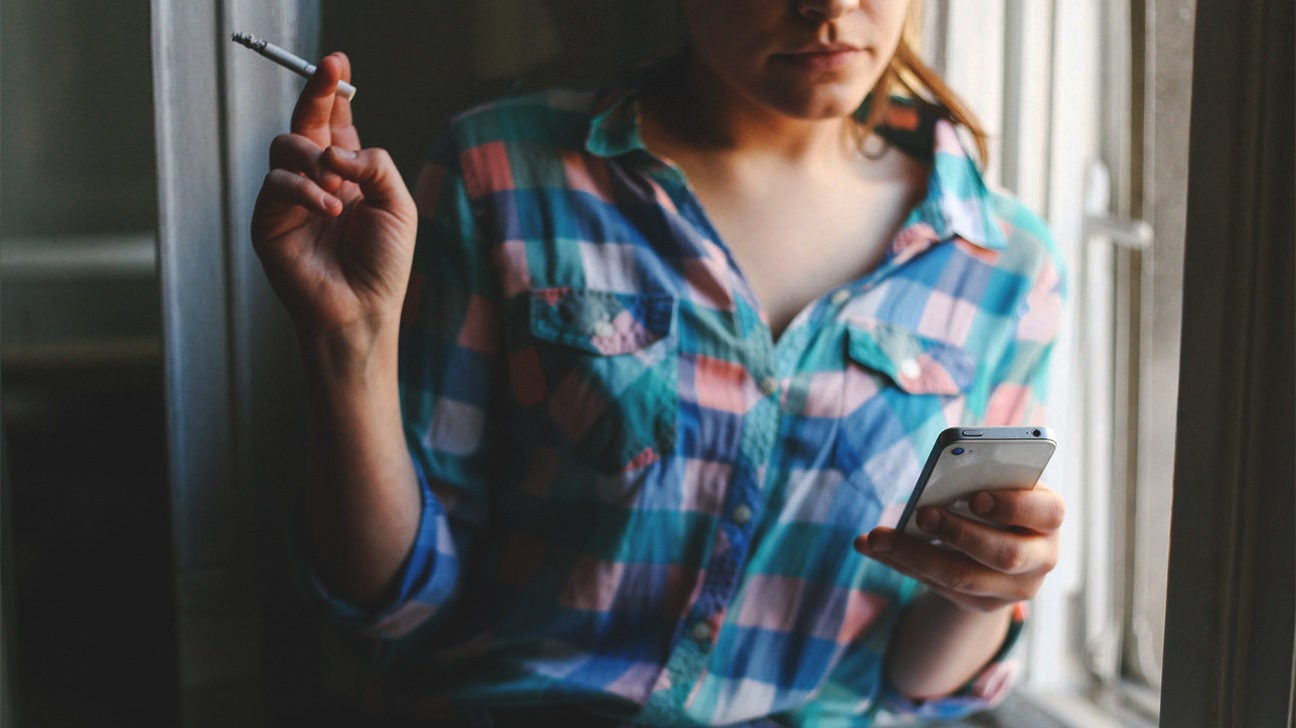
[776,48,862,72]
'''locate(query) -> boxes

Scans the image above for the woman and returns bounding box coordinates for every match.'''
[252,1,1066,724]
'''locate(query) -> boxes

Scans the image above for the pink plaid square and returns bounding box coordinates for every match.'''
[460,141,516,199]
[691,355,758,414]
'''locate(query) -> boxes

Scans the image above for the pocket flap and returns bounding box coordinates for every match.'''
[846,321,977,395]
[529,288,675,355]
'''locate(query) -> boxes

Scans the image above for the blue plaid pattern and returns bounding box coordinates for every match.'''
[309,76,1064,726]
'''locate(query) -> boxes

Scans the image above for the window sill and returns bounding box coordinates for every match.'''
[1008,687,1157,728]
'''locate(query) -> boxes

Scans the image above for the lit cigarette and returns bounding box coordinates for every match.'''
[231,32,357,100]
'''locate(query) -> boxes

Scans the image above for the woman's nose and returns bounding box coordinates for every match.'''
[796,0,860,21]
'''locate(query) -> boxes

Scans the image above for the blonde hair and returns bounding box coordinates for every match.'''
[860,5,990,166]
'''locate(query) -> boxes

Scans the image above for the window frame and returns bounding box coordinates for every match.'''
[1158,0,1296,724]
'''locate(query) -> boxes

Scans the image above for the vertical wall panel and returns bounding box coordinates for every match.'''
[221,2,322,719]
[1001,0,1055,216]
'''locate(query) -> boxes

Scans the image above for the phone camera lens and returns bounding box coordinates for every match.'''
[952,447,965,455]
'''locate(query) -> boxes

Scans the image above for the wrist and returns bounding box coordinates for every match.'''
[887,592,1016,701]
[919,588,1016,623]
[298,320,400,385]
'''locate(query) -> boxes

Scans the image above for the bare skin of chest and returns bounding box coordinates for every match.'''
[684,147,928,339]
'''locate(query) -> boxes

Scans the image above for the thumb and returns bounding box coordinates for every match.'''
[322,146,413,212]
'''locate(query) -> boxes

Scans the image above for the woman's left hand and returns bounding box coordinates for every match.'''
[853,485,1065,613]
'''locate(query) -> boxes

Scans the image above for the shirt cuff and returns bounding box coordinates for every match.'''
[881,601,1028,720]
[294,460,461,644]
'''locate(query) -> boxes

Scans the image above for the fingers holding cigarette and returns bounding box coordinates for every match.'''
[258,144,412,220]
[232,32,360,148]
[291,53,358,149]
[231,32,357,99]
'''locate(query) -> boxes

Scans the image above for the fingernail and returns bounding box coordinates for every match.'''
[868,530,893,553]
[328,146,356,160]
[918,508,941,532]
[972,493,994,515]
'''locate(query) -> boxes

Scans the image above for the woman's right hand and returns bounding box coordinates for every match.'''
[251,52,418,348]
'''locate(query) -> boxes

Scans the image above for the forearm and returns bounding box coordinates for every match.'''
[885,590,1013,701]
[299,325,422,609]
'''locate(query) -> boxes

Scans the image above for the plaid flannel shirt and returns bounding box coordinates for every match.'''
[311,73,1064,726]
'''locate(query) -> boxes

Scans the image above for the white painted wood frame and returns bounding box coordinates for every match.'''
[151,1,319,723]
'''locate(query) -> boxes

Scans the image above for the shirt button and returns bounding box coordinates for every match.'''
[593,320,615,338]
[899,358,922,380]
[691,622,713,643]
[830,289,851,306]
[759,376,779,396]
[731,504,753,525]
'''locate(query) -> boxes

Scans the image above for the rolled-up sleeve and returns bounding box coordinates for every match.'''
[879,601,1028,719]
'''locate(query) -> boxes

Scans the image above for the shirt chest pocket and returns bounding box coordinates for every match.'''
[526,288,679,474]
[834,321,979,505]
[844,320,979,416]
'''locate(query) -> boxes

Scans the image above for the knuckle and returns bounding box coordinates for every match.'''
[945,570,977,595]
[935,514,964,544]
[996,543,1027,573]
[270,134,319,169]
[268,134,295,163]
[1046,497,1068,529]
[264,169,290,190]
[1001,496,1026,523]
[1039,551,1059,574]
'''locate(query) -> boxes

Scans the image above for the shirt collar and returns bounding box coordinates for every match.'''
[891,112,1007,251]
[585,84,646,159]
[585,58,671,159]
[584,78,1006,252]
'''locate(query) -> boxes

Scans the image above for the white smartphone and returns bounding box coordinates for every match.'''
[896,426,1057,539]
